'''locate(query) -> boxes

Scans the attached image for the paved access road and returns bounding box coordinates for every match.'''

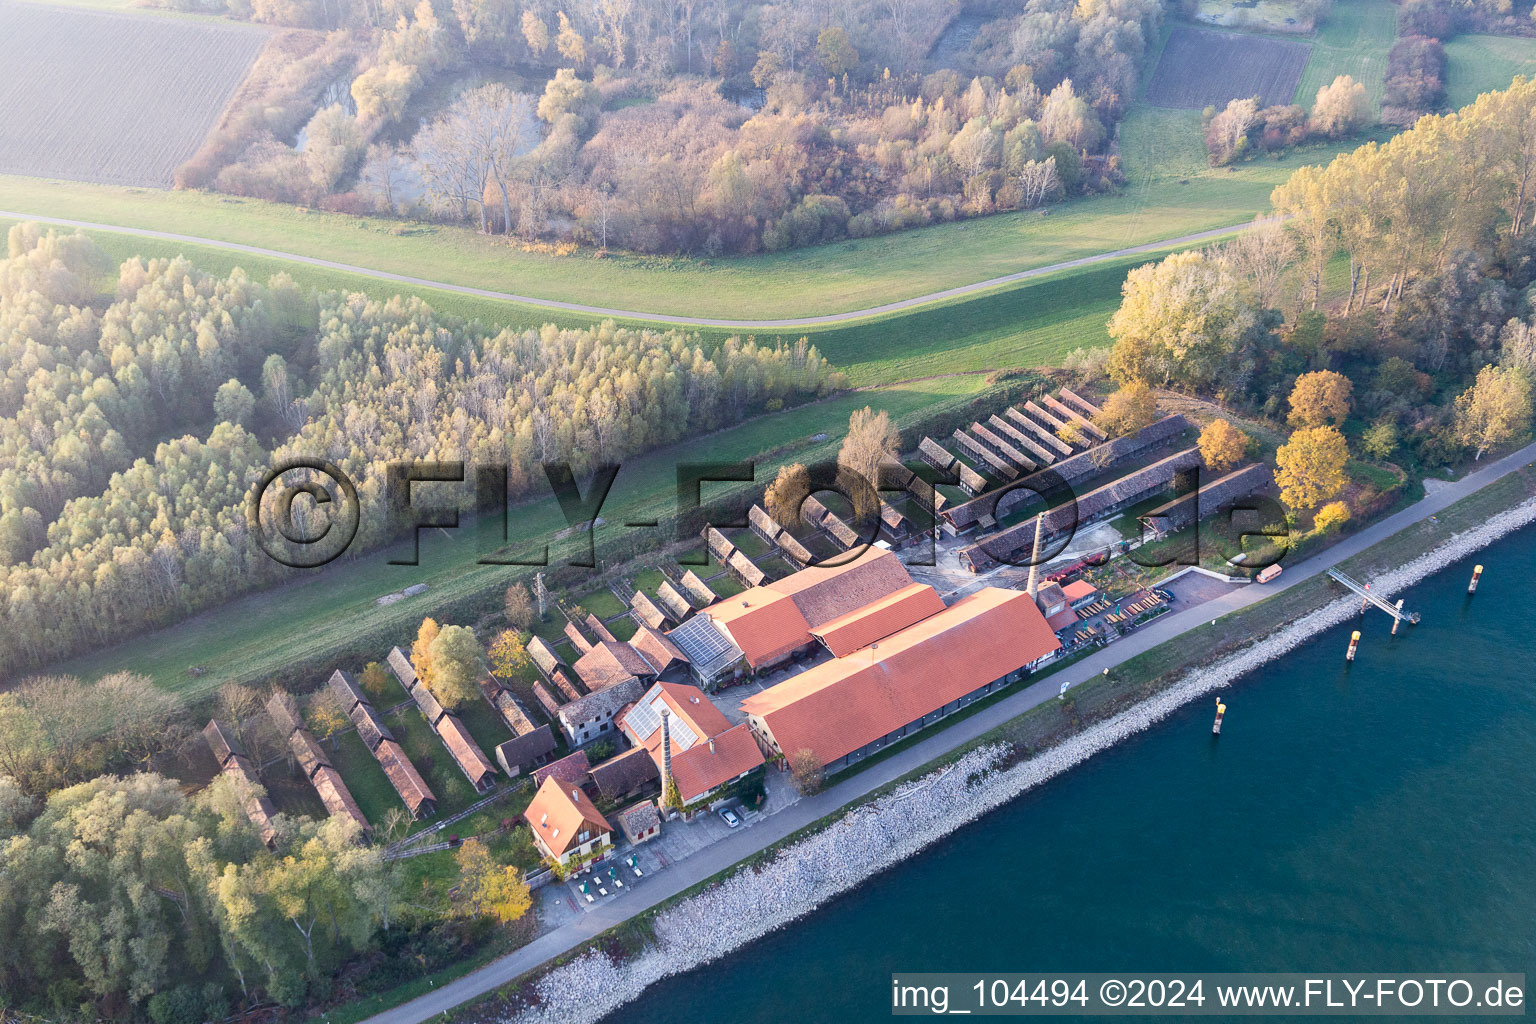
[0,210,1245,328]
[366,441,1536,1024]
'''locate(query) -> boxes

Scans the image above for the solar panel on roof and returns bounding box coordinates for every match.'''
[668,615,741,676]
[626,698,661,741]
[668,714,699,750]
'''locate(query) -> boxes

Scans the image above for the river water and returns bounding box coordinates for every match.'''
[609,528,1536,1022]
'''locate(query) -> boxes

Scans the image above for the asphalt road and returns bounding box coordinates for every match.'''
[0,210,1246,328]
[365,441,1536,1024]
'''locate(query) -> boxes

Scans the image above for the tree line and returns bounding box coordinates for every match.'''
[0,225,842,673]
[1104,76,1536,514]
[168,0,1163,254]
[0,764,531,1019]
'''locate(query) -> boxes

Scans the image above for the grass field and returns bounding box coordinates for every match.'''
[0,4,268,186]
[1443,34,1536,109]
[1144,26,1313,108]
[1292,0,1397,110]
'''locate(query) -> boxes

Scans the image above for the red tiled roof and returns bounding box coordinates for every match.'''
[533,750,591,788]
[762,546,915,626]
[434,713,497,787]
[810,582,945,656]
[629,623,689,675]
[1046,607,1079,631]
[375,738,436,816]
[621,681,733,757]
[525,776,611,859]
[573,640,655,691]
[310,764,370,834]
[703,586,812,667]
[1062,580,1098,601]
[741,588,1061,768]
[668,723,764,804]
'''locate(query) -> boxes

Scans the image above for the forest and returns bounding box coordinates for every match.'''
[0,223,841,672]
[1104,76,1536,512]
[171,0,1163,254]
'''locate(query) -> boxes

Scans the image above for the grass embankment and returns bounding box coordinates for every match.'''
[0,171,1258,320]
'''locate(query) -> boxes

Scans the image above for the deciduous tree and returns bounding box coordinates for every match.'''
[1314,500,1351,533]
[425,624,485,707]
[454,838,532,923]
[504,583,535,628]
[411,617,440,684]
[1455,364,1533,458]
[1311,74,1372,138]
[1275,426,1350,510]
[1198,419,1250,471]
[489,629,531,680]
[1287,370,1353,427]
[764,462,811,528]
[1094,382,1158,436]
[788,748,823,795]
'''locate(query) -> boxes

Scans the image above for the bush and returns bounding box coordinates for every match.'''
[147,986,203,1024]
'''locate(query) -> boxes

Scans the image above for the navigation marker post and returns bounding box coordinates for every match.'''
[1346,630,1360,662]
[1469,564,1483,594]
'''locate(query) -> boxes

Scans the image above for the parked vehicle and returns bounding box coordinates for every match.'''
[719,807,741,828]
[1256,564,1283,584]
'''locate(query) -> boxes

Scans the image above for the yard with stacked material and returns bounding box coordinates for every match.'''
[1144,25,1313,108]
[0,1,267,186]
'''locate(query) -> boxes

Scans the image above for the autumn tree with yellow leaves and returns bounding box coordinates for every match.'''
[1198,419,1250,472]
[454,838,532,925]
[1276,426,1351,511]
[1455,364,1533,459]
[1287,370,1353,427]
[1094,382,1159,437]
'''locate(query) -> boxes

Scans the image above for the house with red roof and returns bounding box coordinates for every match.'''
[1061,579,1100,610]
[619,681,764,811]
[740,587,1061,775]
[525,777,613,875]
[681,547,918,682]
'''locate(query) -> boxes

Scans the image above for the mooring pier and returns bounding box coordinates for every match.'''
[1327,568,1421,625]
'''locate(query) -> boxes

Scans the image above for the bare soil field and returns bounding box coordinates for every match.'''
[1145,26,1313,109]
[0,1,268,186]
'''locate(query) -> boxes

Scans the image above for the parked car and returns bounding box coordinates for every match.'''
[719,807,741,828]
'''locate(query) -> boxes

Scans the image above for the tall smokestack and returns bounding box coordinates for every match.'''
[1026,513,1045,598]
[661,708,674,796]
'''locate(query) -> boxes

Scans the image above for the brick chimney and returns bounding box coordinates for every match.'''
[661,707,674,792]
[1026,512,1044,598]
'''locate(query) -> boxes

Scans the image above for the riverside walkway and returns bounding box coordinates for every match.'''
[365,440,1536,1024]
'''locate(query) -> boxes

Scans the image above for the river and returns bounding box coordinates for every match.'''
[608,528,1536,1022]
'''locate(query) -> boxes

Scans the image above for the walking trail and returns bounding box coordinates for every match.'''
[0,210,1244,328]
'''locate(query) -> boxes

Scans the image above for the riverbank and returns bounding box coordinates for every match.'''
[482,470,1536,1024]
